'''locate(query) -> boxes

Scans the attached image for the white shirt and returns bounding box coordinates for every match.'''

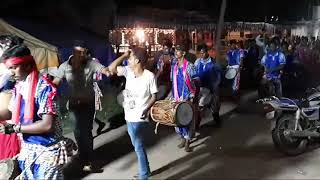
[118,66,158,122]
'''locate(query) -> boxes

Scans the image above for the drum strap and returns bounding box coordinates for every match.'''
[154,122,160,134]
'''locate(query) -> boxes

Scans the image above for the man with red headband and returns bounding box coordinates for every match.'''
[0,45,72,179]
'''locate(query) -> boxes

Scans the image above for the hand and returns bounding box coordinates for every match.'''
[262,74,267,79]
[140,109,149,119]
[102,68,112,77]
[159,60,164,72]
[266,69,272,73]
[63,137,78,156]
[108,66,117,75]
[105,70,111,76]
[0,123,15,134]
[124,50,131,58]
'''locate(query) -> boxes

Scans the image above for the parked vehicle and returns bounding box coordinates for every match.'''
[257,88,320,155]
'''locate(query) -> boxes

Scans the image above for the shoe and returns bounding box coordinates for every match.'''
[213,114,221,128]
[132,172,151,180]
[96,121,106,135]
[177,138,186,148]
[184,140,192,152]
[82,164,92,172]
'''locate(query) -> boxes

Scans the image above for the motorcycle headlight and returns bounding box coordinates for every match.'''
[263,104,274,113]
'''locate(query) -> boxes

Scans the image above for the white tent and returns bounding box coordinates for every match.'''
[0,18,59,74]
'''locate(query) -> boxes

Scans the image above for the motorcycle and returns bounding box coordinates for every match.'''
[257,88,320,156]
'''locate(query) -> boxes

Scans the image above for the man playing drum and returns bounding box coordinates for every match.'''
[0,45,71,179]
[194,45,222,128]
[171,45,197,152]
[226,40,244,100]
[107,47,158,180]
[260,40,286,97]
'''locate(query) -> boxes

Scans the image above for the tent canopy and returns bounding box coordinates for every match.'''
[0,18,59,73]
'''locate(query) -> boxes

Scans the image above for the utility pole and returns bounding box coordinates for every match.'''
[215,0,227,60]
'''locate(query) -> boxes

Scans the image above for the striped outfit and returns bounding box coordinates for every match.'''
[17,140,68,180]
[8,74,67,179]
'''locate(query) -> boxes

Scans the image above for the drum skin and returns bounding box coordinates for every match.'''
[0,158,20,180]
[225,68,237,79]
[150,100,194,126]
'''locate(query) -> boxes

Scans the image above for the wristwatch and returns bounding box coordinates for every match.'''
[14,124,21,133]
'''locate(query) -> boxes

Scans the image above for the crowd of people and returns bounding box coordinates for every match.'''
[0,32,319,180]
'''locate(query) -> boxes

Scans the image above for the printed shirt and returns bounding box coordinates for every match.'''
[8,75,62,146]
[261,51,286,79]
[92,58,103,81]
[55,56,105,101]
[194,57,221,91]
[118,66,158,122]
[170,59,197,100]
[226,48,244,66]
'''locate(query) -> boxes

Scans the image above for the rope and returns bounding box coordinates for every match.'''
[154,122,160,135]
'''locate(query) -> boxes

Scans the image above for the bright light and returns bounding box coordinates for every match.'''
[136,29,145,42]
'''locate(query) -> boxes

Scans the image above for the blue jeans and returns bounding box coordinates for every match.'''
[127,122,150,180]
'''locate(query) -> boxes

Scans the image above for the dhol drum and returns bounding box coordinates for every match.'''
[198,87,212,107]
[150,100,194,126]
[225,65,239,79]
[0,158,20,180]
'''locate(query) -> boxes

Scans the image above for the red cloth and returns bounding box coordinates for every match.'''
[0,123,20,160]
[5,55,38,124]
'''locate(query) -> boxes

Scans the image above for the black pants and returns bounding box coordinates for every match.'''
[69,100,95,164]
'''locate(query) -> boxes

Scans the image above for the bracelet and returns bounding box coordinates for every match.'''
[14,124,21,133]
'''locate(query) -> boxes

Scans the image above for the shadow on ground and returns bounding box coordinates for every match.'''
[150,90,320,179]
[63,112,177,179]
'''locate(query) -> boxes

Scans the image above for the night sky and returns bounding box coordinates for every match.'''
[117,0,313,22]
[0,0,316,22]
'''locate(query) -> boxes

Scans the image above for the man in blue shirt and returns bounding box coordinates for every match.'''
[226,40,244,98]
[260,40,286,97]
[194,46,221,128]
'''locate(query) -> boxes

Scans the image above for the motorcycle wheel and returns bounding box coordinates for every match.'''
[272,115,308,156]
